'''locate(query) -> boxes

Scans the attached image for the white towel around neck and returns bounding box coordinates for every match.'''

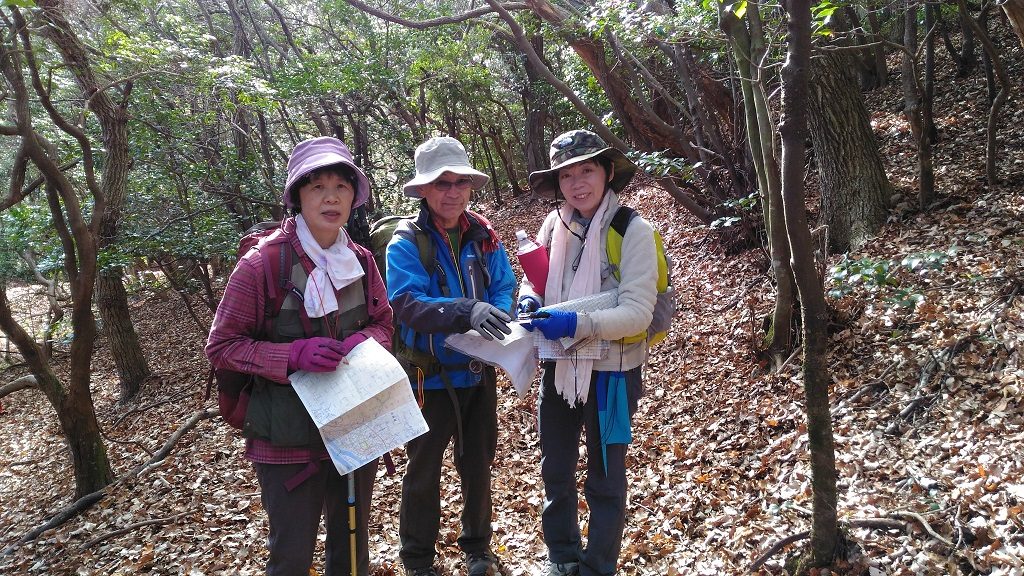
[544,190,613,405]
[295,215,364,318]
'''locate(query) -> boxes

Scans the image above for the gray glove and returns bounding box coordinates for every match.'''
[469,302,513,341]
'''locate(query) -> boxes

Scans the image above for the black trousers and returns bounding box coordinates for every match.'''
[538,365,643,576]
[398,378,498,570]
[254,458,378,576]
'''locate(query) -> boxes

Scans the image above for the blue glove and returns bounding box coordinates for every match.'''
[517,295,541,316]
[531,310,577,340]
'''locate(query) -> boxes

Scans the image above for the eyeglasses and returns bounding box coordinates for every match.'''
[432,177,474,192]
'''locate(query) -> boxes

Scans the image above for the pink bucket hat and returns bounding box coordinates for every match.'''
[402,136,489,198]
[284,137,370,210]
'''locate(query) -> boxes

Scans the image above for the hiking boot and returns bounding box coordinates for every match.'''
[467,550,498,576]
[405,567,438,576]
[545,561,580,576]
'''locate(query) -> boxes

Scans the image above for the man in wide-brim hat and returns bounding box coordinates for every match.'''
[386,136,517,576]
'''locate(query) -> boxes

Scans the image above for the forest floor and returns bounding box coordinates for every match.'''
[2,34,1024,576]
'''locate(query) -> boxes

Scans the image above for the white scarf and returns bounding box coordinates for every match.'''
[294,215,364,318]
[544,191,613,405]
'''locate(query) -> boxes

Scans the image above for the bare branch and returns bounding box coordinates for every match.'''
[341,0,530,29]
[1,409,218,553]
[483,0,629,150]
[79,510,193,550]
[12,8,102,200]
[0,375,37,399]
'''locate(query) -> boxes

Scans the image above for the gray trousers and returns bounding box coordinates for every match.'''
[538,364,642,576]
[254,458,378,576]
[399,379,498,571]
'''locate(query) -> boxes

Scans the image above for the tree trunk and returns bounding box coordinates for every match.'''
[4,2,116,497]
[1005,0,1024,48]
[37,0,152,401]
[521,31,550,180]
[473,111,504,205]
[780,0,839,565]
[957,5,977,77]
[839,7,882,90]
[957,0,1010,186]
[807,50,892,254]
[720,5,796,362]
[924,2,938,144]
[96,271,150,400]
[0,291,113,497]
[866,8,889,89]
[901,4,936,208]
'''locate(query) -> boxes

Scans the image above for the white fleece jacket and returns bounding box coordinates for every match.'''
[519,191,658,372]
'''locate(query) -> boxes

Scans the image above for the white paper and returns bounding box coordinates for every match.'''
[444,323,538,397]
[289,338,428,475]
[535,290,617,360]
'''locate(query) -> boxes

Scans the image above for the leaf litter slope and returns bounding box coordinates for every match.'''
[2,46,1024,576]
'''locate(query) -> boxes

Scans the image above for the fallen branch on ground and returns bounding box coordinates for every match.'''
[886,282,1022,434]
[2,408,216,555]
[885,335,974,435]
[0,375,37,399]
[748,511,956,572]
[79,510,193,550]
[840,360,901,407]
[748,530,810,572]
[109,386,194,429]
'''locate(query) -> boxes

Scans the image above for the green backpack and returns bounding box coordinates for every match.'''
[369,215,429,288]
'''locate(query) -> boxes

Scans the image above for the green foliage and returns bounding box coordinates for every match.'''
[710,192,758,229]
[723,191,759,211]
[586,0,720,44]
[728,1,748,19]
[0,0,747,292]
[0,201,63,282]
[0,216,25,281]
[827,249,954,308]
[812,0,840,37]
[829,257,895,295]
[631,150,692,179]
[710,216,741,229]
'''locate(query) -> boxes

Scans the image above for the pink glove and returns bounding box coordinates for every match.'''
[288,337,346,372]
[337,334,367,357]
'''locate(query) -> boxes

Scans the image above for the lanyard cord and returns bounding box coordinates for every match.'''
[556,211,590,273]
[308,263,340,339]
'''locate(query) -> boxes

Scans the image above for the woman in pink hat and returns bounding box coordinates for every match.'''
[206,137,393,576]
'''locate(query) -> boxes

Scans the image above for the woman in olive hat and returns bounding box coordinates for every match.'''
[518,130,659,576]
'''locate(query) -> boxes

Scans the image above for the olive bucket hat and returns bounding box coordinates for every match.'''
[528,130,637,199]
[403,136,490,198]
[284,136,371,211]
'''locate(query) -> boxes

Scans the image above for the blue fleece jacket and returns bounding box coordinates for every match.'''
[385,203,515,389]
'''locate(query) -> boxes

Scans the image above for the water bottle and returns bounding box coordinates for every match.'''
[515,229,549,297]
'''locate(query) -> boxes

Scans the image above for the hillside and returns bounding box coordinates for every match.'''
[2,38,1024,576]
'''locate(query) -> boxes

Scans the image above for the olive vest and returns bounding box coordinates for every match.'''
[243,243,369,448]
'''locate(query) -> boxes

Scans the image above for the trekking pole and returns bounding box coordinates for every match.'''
[348,472,357,576]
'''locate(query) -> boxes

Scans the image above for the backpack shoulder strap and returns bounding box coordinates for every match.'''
[395,218,449,297]
[352,244,370,296]
[606,206,637,281]
[257,234,316,338]
[610,206,638,238]
[256,236,290,337]
[395,219,434,275]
